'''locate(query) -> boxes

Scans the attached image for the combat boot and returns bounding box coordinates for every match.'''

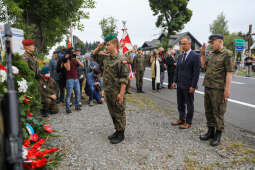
[200,127,215,141]
[210,130,222,147]
[108,130,118,140]
[110,131,125,144]
[137,88,140,93]
[140,88,145,93]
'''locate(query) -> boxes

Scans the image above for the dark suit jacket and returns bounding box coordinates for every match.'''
[173,50,201,89]
[165,55,176,72]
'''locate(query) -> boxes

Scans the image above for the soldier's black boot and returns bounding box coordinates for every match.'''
[110,131,125,144]
[200,127,215,141]
[140,88,144,93]
[108,130,118,140]
[137,88,140,93]
[210,130,222,147]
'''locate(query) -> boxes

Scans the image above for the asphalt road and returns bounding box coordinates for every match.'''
[131,68,255,133]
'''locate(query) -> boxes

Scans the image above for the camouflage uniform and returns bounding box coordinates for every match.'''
[203,48,234,131]
[38,77,59,114]
[133,54,146,91]
[125,53,133,93]
[93,53,129,131]
[23,52,37,73]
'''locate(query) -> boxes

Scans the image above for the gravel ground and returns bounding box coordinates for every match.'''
[48,91,255,170]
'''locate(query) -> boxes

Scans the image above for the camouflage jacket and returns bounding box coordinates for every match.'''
[133,54,146,72]
[38,77,59,100]
[93,52,129,92]
[203,48,234,89]
[23,51,37,73]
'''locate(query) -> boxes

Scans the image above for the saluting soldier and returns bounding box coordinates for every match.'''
[22,40,37,73]
[92,35,129,144]
[38,67,59,117]
[133,48,146,93]
[200,34,234,146]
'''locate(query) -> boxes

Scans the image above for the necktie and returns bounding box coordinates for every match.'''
[182,52,187,63]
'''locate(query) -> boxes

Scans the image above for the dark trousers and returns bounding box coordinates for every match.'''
[177,87,194,124]
[152,78,160,90]
[167,68,175,88]
[57,79,65,102]
[79,78,84,97]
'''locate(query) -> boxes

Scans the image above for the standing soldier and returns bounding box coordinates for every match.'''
[38,67,59,117]
[92,35,129,144]
[133,48,146,93]
[22,40,37,73]
[125,51,133,94]
[200,34,234,146]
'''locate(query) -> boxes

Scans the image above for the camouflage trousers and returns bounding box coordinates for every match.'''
[135,70,144,90]
[204,87,227,131]
[105,91,126,131]
[42,97,59,114]
[126,79,131,93]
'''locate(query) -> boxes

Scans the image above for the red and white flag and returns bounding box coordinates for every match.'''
[120,29,134,79]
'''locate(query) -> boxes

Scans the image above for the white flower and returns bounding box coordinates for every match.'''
[17,78,28,93]
[22,146,28,159]
[12,66,19,75]
[0,70,6,83]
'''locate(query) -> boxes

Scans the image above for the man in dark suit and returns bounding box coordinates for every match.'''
[171,37,201,129]
[166,49,176,89]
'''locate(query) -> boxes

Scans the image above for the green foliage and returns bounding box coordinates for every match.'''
[12,53,42,113]
[149,0,192,38]
[99,17,118,39]
[159,37,170,49]
[210,12,229,36]
[0,0,95,55]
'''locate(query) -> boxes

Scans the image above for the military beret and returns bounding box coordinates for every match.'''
[208,34,224,43]
[104,34,117,42]
[22,40,34,46]
[40,67,50,74]
[137,47,142,51]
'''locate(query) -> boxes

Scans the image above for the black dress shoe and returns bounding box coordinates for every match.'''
[66,109,72,114]
[200,127,215,141]
[75,106,82,111]
[210,130,222,147]
[110,131,125,144]
[108,131,118,140]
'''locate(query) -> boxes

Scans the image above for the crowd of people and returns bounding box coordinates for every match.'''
[22,33,234,146]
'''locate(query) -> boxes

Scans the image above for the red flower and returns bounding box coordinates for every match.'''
[27,112,33,117]
[30,133,39,142]
[24,99,30,104]
[43,125,53,133]
[0,65,6,72]
[24,139,30,147]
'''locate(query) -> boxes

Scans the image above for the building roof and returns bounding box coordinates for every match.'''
[158,32,202,47]
[142,32,202,51]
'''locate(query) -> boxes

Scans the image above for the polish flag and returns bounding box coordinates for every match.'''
[120,30,133,54]
[120,29,134,79]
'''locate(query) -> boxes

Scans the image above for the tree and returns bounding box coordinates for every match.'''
[149,0,192,38]
[209,12,229,36]
[0,0,95,55]
[99,17,118,39]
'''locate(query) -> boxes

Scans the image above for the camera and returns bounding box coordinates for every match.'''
[62,48,76,63]
[94,79,102,92]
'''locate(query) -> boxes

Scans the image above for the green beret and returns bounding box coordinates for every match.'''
[40,67,50,74]
[104,34,117,42]
[138,47,142,51]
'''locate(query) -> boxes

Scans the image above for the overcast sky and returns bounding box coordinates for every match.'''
[74,0,255,47]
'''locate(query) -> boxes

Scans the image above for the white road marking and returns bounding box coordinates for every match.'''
[143,77,255,109]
